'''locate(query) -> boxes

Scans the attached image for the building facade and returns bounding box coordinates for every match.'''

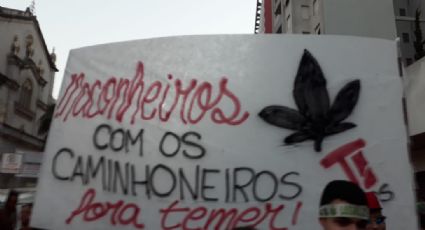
[255,0,396,38]
[254,0,425,67]
[393,0,425,66]
[0,6,57,189]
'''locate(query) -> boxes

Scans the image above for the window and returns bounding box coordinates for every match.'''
[315,23,321,34]
[19,79,33,108]
[276,25,282,34]
[402,33,410,43]
[275,1,282,15]
[301,5,310,19]
[406,58,413,66]
[399,8,406,16]
[286,14,292,32]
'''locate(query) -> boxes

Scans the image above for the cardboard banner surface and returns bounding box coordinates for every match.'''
[32,35,417,229]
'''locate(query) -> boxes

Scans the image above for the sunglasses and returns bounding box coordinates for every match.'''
[332,217,368,229]
[368,216,386,225]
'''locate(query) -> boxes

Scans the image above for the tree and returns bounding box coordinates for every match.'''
[38,103,55,135]
[414,8,425,60]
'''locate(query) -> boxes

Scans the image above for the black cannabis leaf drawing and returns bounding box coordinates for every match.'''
[258,49,361,152]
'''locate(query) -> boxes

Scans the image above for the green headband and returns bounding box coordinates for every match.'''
[319,203,369,220]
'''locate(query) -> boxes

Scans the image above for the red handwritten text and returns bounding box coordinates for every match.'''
[160,200,302,230]
[320,138,377,189]
[66,188,144,229]
[55,62,250,125]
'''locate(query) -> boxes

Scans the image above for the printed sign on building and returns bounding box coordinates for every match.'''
[1,153,23,174]
[32,35,417,229]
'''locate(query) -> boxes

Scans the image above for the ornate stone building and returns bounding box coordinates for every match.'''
[0,6,57,189]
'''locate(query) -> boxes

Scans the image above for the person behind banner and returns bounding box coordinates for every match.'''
[17,203,45,230]
[319,180,369,230]
[19,203,33,230]
[365,192,386,230]
[0,190,18,230]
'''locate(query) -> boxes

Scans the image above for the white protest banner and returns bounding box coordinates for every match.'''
[32,35,417,229]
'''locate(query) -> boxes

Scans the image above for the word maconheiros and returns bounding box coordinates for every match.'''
[55,62,250,126]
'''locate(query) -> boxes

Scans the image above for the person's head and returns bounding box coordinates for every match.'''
[20,204,33,227]
[233,227,256,230]
[5,190,18,211]
[365,192,386,230]
[319,180,369,230]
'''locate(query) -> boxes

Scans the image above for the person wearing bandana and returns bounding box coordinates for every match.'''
[319,180,369,230]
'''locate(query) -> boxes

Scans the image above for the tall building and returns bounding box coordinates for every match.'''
[393,0,425,66]
[0,6,57,189]
[254,0,324,35]
[254,0,425,66]
[255,0,396,39]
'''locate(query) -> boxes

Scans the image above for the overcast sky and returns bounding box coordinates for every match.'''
[2,0,257,98]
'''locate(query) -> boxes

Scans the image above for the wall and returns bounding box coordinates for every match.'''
[310,0,324,34]
[323,0,397,40]
[397,19,416,64]
[405,56,425,136]
[291,0,311,34]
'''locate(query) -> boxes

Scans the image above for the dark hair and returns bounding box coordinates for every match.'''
[320,180,367,206]
[420,214,425,228]
[22,203,33,209]
[5,190,19,212]
[6,190,19,203]
[7,190,18,198]
[370,208,381,214]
